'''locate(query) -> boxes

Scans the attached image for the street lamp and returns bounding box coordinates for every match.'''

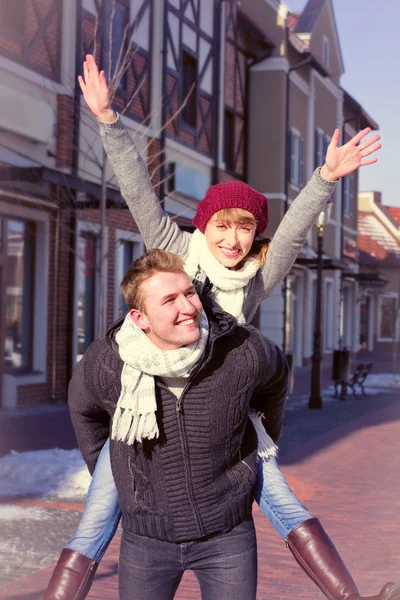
[308,201,333,409]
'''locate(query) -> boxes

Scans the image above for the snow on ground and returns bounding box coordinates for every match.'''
[0,504,52,521]
[0,448,90,499]
[363,373,400,388]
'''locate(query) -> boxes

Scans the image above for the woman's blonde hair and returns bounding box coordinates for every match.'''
[210,207,271,268]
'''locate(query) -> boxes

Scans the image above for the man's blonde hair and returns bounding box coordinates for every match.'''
[121,249,185,312]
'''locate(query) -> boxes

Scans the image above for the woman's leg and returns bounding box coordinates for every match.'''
[66,438,121,561]
[253,455,312,539]
[254,456,400,600]
[44,439,121,600]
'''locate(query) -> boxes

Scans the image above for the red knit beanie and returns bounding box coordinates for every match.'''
[193,181,269,236]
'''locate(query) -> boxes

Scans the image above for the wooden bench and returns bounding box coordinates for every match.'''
[334,362,373,399]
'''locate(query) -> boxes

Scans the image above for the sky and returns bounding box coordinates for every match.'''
[286,0,399,207]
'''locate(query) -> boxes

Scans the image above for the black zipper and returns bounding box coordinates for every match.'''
[157,382,205,537]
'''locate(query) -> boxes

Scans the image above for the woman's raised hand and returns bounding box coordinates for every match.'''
[320,128,382,181]
[78,54,116,123]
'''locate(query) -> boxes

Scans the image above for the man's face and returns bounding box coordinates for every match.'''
[131,270,203,350]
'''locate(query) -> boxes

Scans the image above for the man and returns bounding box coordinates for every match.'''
[68,249,288,599]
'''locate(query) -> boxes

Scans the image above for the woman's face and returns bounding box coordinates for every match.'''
[204,212,256,268]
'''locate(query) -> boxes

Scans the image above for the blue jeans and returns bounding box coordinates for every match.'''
[119,518,257,600]
[253,455,312,539]
[67,440,312,561]
[66,440,121,561]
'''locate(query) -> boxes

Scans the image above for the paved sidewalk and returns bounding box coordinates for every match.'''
[1,391,399,599]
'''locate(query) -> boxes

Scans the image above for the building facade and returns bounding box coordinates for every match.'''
[0,0,380,409]
[357,192,400,355]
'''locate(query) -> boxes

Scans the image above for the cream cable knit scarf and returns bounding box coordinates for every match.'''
[184,229,260,324]
[113,310,209,445]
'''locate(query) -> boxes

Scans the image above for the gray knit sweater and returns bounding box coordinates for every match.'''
[99,119,337,323]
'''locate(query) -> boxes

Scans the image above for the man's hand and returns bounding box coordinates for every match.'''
[320,128,382,181]
[78,54,116,123]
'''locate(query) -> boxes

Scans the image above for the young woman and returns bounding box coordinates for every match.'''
[44,56,399,600]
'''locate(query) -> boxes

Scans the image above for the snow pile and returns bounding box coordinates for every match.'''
[363,373,400,389]
[0,448,90,499]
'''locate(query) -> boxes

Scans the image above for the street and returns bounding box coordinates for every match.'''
[1,377,399,599]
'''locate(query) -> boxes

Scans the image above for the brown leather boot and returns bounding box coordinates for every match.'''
[286,518,400,600]
[43,549,98,600]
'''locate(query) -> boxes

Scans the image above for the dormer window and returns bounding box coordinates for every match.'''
[323,36,329,68]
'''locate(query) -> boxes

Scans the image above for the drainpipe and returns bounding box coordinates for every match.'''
[50,201,61,402]
[211,0,223,185]
[338,114,360,349]
[66,0,83,385]
[159,0,169,202]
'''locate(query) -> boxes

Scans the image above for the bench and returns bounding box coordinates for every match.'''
[334,362,373,399]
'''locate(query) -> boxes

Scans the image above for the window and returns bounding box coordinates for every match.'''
[323,36,329,68]
[324,280,334,351]
[114,232,143,319]
[76,233,98,362]
[103,0,129,90]
[182,50,198,128]
[224,109,235,172]
[315,130,330,168]
[378,296,396,341]
[290,130,304,188]
[3,218,35,371]
[343,174,354,216]
[0,0,25,38]
[342,286,353,348]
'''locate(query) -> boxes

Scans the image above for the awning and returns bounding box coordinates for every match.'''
[295,257,347,270]
[342,272,388,287]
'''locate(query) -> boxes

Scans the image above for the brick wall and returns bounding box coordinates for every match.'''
[0,0,62,81]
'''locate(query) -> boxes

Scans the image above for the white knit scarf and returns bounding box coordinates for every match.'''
[113,310,209,445]
[184,229,260,324]
[184,230,278,459]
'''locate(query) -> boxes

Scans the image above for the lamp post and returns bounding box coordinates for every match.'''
[308,203,332,409]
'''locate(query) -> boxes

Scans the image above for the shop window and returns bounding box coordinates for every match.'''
[4,219,35,371]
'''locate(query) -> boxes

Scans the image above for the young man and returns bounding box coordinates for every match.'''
[67,249,289,600]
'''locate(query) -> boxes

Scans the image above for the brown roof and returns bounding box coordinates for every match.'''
[388,207,400,225]
[358,211,400,265]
